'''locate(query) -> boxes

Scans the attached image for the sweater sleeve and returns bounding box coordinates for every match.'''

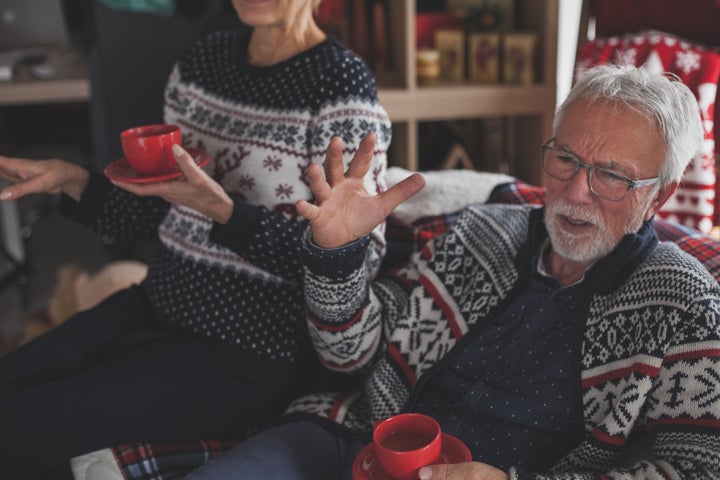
[302,226,424,373]
[207,200,308,281]
[61,170,170,242]
[602,290,720,479]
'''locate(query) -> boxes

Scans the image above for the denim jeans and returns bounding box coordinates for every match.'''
[185,420,367,480]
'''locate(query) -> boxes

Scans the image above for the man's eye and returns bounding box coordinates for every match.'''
[556,154,576,164]
[595,168,628,185]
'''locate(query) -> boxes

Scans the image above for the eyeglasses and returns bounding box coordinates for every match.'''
[541,139,661,202]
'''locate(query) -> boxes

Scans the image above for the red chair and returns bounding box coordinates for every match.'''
[576,0,720,233]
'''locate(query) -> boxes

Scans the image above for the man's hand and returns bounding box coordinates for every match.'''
[112,144,234,224]
[296,132,425,248]
[418,462,509,480]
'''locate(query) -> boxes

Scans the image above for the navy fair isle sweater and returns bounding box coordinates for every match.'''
[66,30,390,362]
[291,204,720,479]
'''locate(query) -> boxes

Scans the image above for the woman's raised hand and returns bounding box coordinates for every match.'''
[0,155,89,202]
[296,132,425,249]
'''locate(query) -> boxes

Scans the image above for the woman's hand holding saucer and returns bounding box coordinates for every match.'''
[111,144,234,224]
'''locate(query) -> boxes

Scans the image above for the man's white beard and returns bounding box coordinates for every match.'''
[545,200,647,264]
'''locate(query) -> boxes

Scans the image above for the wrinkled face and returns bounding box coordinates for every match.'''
[544,100,668,264]
[231,0,313,28]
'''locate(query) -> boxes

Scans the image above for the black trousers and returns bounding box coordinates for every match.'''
[0,286,297,480]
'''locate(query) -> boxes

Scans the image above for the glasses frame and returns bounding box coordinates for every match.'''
[541,138,661,202]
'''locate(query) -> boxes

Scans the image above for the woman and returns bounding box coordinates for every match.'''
[0,0,391,478]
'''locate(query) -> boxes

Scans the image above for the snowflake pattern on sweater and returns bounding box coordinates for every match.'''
[291,204,720,479]
[71,30,390,361]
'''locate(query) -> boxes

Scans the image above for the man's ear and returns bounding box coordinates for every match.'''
[644,181,678,222]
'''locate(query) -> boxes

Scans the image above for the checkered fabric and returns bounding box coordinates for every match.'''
[382,212,458,272]
[112,433,254,480]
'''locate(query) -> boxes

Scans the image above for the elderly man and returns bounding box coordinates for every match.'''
[188,65,720,479]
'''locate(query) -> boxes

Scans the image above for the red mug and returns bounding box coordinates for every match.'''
[120,124,181,175]
[373,413,442,480]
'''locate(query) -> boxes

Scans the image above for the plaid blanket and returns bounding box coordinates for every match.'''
[106,180,720,480]
[110,430,256,480]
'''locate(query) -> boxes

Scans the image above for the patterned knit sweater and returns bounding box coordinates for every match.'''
[291,204,720,479]
[68,30,390,362]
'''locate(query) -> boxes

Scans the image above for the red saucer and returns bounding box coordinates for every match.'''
[104,147,209,184]
[352,433,471,480]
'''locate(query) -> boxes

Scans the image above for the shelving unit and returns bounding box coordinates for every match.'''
[372,0,558,185]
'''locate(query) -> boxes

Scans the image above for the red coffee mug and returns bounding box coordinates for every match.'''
[120,124,181,175]
[373,413,442,480]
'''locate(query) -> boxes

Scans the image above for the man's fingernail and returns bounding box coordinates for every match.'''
[172,144,184,157]
[418,467,432,480]
[0,191,12,200]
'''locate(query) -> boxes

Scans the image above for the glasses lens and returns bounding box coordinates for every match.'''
[543,146,578,180]
[542,145,630,201]
[589,168,630,201]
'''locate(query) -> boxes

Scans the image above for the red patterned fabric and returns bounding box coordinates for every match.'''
[111,432,254,480]
[577,30,720,233]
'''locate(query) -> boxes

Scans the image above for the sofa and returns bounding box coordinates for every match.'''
[70,168,720,480]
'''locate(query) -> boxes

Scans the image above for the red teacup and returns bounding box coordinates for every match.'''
[373,413,442,480]
[120,124,181,176]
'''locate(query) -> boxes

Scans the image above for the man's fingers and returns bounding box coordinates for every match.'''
[346,132,376,179]
[324,137,346,185]
[419,462,509,480]
[296,199,320,221]
[306,162,332,203]
[380,173,425,214]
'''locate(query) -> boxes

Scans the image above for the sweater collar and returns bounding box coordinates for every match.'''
[523,207,659,294]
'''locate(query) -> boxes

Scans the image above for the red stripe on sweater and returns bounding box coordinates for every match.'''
[591,428,627,446]
[329,394,350,420]
[582,362,660,388]
[419,275,463,339]
[664,348,720,364]
[388,343,416,385]
[306,306,364,333]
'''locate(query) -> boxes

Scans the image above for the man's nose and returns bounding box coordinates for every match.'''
[564,166,595,201]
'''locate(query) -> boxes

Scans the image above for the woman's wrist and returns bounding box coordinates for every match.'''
[212,196,234,224]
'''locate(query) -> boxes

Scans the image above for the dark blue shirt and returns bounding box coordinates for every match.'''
[414,250,586,472]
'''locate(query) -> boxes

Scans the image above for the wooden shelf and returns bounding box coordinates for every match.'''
[0,49,90,106]
[364,0,558,184]
[378,84,556,120]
